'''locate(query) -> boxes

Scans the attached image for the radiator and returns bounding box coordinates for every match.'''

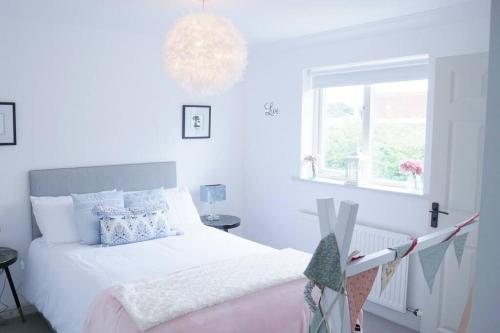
[350,224,411,313]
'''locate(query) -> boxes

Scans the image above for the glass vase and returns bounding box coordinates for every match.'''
[407,174,418,191]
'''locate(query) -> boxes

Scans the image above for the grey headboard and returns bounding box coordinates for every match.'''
[29,162,177,239]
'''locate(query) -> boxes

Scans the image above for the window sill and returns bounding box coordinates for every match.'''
[292,176,427,199]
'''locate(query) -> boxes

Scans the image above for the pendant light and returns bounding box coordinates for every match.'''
[163,0,247,96]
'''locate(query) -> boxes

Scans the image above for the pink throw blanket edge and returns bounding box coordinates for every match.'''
[83,278,312,333]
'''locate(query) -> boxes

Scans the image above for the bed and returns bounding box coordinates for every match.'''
[23,162,312,333]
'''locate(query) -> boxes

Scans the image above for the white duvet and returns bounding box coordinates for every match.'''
[23,224,274,333]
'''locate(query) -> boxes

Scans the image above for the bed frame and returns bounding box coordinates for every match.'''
[29,162,177,239]
[28,162,478,332]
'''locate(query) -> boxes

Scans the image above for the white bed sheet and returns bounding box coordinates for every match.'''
[23,225,273,333]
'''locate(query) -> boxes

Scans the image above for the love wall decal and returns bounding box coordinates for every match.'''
[264,102,279,116]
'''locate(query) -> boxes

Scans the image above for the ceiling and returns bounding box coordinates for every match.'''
[2,0,490,43]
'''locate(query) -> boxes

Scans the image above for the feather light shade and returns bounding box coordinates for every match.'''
[163,12,247,96]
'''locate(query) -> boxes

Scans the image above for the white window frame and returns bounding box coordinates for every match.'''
[302,55,430,194]
[313,86,375,182]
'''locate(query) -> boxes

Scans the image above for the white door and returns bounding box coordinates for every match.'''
[421,53,489,333]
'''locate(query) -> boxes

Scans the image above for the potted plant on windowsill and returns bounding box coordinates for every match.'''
[399,160,423,191]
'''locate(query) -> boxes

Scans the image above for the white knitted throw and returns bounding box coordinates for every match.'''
[112,248,311,331]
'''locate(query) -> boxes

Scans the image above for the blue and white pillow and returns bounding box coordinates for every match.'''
[93,204,165,217]
[71,190,124,245]
[94,205,182,247]
[124,188,169,209]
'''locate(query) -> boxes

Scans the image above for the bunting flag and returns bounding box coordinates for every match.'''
[380,258,401,294]
[347,267,379,333]
[453,233,468,267]
[418,239,452,293]
[380,241,415,294]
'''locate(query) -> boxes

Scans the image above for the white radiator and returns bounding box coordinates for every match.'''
[350,224,411,313]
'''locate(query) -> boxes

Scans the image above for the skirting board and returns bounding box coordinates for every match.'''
[364,301,421,332]
[0,304,38,322]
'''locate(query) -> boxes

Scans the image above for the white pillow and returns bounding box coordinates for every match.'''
[30,195,80,244]
[163,187,202,229]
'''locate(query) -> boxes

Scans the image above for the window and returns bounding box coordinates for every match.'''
[304,56,429,193]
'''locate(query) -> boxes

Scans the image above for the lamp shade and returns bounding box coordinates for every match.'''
[200,184,226,203]
[163,13,247,96]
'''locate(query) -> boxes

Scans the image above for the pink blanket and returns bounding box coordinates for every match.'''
[83,278,312,333]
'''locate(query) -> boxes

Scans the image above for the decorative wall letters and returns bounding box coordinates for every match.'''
[264,102,279,116]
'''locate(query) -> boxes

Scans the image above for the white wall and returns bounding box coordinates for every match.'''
[241,9,490,313]
[0,1,493,326]
[0,18,245,307]
[470,0,500,330]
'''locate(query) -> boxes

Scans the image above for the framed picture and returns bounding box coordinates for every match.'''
[182,105,211,139]
[0,102,16,146]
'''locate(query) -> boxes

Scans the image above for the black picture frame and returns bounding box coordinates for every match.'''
[182,105,211,139]
[0,102,16,146]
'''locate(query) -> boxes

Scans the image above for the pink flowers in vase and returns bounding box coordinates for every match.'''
[399,160,423,176]
[400,160,422,191]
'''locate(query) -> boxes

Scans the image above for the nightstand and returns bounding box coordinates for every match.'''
[0,247,25,322]
[201,215,241,232]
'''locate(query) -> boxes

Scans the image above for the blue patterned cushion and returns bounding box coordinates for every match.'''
[124,188,169,209]
[71,190,124,245]
[96,206,182,246]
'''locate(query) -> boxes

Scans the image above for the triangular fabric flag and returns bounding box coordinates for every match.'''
[381,241,415,295]
[391,240,416,259]
[453,233,468,267]
[380,258,401,295]
[418,240,452,293]
[304,233,343,292]
[347,267,379,333]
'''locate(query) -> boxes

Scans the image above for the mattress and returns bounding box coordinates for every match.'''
[23,224,273,333]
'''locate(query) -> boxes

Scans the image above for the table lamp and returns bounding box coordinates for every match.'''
[200,184,226,221]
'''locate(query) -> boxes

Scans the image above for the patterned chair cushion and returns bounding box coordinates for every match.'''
[94,205,182,246]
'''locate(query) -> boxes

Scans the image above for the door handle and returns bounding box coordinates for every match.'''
[429,202,449,228]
